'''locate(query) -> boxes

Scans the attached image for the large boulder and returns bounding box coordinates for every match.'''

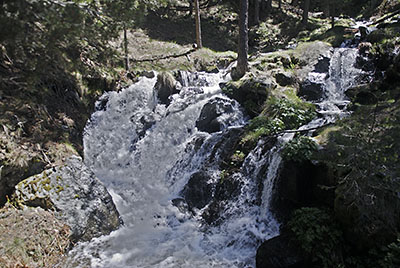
[275,71,296,87]
[299,73,327,101]
[196,97,240,133]
[256,234,306,268]
[181,171,213,210]
[270,160,336,222]
[12,155,122,242]
[221,76,275,117]
[154,71,178,105]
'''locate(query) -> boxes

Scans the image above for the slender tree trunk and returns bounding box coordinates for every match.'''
[265,0,272,15]
[123,25,129,71]
[189,0,193,16]
[322,0,330,18]
[278,0,282,9]
[254,0,260,25]
[194,0,202,48]
[302,0,310,25]
[236,0,249,79]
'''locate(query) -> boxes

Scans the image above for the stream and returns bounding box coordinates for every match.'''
[68,45,364,268]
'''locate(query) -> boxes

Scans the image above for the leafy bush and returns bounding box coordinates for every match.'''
[266,97,316,130]
[380,236,400,268]
[288,207,344,268]
[282,136,318,162]
[241,117,284,145]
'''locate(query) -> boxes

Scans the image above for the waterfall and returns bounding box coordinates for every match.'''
[68,70,279,268]
[68,45,364,268]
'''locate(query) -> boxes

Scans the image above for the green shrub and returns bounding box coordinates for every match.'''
[288,207,344,268]
[266,97,316,130]
[282,136,318,162]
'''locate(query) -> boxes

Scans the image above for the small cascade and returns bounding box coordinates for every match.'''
[302,47,363,130]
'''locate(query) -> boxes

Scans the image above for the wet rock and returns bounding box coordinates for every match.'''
[181,171,213,210]
[196,97,237,133]
[313,55,330,73]
[154,71,178,105]
[275,72,296,86]
[299,76,326,101]
[13,155,122,242]
[140,70,155,78]
[95,94,109,112]
[171,198,190,214]
[201,174,242,225]
[256,234,306,268]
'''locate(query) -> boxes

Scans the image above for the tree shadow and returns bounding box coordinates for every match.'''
[138,11,238,52]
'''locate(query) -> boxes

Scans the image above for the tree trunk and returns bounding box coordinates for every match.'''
[236,0,249,79]
[322,0,330,18]
[302,0,310,25]
[123,25,129,71]
[189,0,193,16]
[265,0,272,15]
[194,0,202,49]
[278,0,282,9]
[254,0,260,25]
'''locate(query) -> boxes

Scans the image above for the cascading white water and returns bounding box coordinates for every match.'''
[301,47,362,131]
[68,70,279,268]
[68,45,364,268]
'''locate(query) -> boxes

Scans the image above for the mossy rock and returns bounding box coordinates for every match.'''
[12,155,121,242]
[221,75,276,117]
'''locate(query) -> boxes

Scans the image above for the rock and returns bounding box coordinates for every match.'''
[13,155,121,242]
[95,93,109,112]
[270,160,336,222]
[154,71,178,105]
[181,171,213,210]
[140,70,155,78]
[196,97,238,133]
[346,83,380,105]
[313,55,330,73]
[275,72,296,86]
[221,76,275,117]
[0,151,46,206]
[294,41,333,81]
[201,173,242,225]
[299,75,326,101]
[256,234,306,268]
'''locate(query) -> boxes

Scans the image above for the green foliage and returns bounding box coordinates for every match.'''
[380,236,400,267]
[282,136,318,162]
[241,96,316,146]
[242,117,284,145]
[288,207,344,268]
[266,97,316,130]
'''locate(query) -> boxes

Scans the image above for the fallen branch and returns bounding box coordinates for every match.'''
[281,123,333,134]
[373,8,400,25]
[130,48,196,63]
